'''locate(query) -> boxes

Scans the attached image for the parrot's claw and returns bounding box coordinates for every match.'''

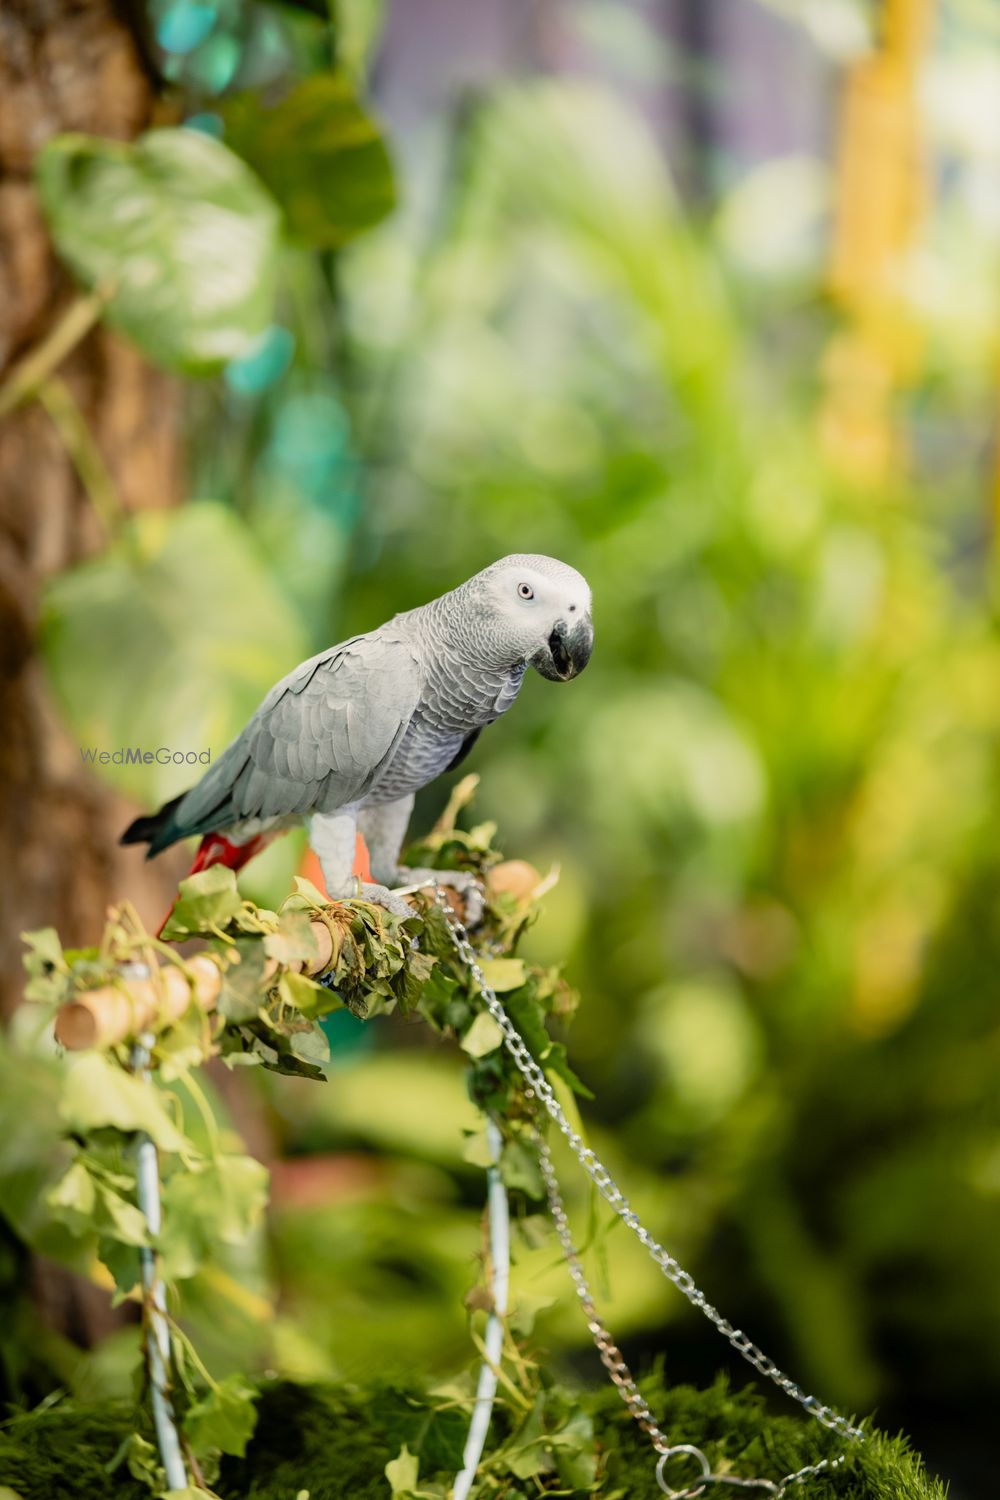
[350,881,415,920]
[394,868,485,928]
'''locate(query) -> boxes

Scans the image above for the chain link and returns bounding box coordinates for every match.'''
[540,1136,848,1497]
[426,884,864,1492]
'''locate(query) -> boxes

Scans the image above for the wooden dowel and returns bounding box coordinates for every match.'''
[54,915,337,1050]
[55,955,221,1051]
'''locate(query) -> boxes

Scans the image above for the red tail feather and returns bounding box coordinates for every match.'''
[157,833,276,936]
[188,832,273,875]
[157,832,372,936]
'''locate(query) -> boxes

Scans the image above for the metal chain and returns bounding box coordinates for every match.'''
[537,1139,674,1457]
[540,1137,848,1498]
[425,884,864,1487]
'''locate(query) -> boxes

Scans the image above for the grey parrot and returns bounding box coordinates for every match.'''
[122,555,593,916]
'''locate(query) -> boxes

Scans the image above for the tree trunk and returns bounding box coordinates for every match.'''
[0,0,189,1027]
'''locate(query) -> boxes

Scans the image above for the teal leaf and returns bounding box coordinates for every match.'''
[223,71,396,248]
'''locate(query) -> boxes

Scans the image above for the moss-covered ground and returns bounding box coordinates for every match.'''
[0,1370,946,1499]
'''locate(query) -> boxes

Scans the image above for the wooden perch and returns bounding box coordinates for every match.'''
[54,916,338,1052]
[54,955,222,1052]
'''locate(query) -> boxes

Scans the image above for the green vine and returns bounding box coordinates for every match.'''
[19,789,588,1494]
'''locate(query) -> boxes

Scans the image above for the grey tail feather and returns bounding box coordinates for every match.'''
[120,793,189,858]
[121,789,238,858]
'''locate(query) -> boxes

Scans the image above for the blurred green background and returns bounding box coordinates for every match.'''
[3,1,1000,1495]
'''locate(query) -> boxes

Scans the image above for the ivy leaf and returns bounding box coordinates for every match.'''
[35,128,280,373]
[505,1396,550,1479]
[396,947,437,1010]
[21,927,65,970]
[278,970,326,1016]
[96,1182,149,1246]
[21,927,68,1003]
[40,504,308,805]
[45,1160,97,1234]
[218,938,269,1023]
[289,1021,331,1069]
[500,1139,545,1199]
[385,1444,419,1496]
[60,1055,189,1153]
[551,1405,598,1491]
[125,1431,163,1488]
[479,958,527,993]
[290,875,329,907]
[183,1373,258,1458]
[264,911,318,967]
[160,1155,268,1279]
[460,1012,504,1058]
[162,867,243,939]
[223,72,396,248]
[99,1234,142,1298]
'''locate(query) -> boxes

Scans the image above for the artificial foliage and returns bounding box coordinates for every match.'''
[11,793,592,1491]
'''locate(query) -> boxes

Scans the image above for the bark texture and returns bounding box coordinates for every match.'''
[0,0,188,1023]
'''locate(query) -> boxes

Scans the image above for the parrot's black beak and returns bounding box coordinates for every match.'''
[532,616,594,682]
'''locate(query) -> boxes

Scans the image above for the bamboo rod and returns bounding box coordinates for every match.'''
[125,963,188,1495]
[453,1117,510,1500]
[55,955,221,1052]
[55,918,336,1052]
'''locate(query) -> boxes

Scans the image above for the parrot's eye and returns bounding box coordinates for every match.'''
[517,582,534,600]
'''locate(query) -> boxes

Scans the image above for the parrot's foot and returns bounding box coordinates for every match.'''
[334,880,414,920]
[393,867,485,927]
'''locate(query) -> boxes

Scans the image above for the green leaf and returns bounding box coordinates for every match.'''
[183,1373,258,1458]
[385,1443,419,1495]
[35,128,281,373]
[278,970,326,1016]
[289,1021,331,1069]
[21,927,68,1002]
[459,1011,504,1058]
[125,1431,162,1488]
[96,1182,149,1246]
[264,911,318,967]
[21,927,65,970]
[291,875,328,907]
[99,1234,141,1297]
[500,1138,545,1199]
[552,1406,598,1491]
[45,1160,96,1234]
[461,1129,495,1168]
[479,958,527,992]
[60,1054,190,1153]
[160,1155,268,1280]
[39,504,309,804]
[163,867,243,938]
[223,72,396,248]
[218,938,269,1023]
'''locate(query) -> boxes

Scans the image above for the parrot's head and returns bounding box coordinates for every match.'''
[474,554,593,682]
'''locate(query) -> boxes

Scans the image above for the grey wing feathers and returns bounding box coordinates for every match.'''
[172,633,422,834]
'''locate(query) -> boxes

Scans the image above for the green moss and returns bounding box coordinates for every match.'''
[0,1372,946,1500]
[587,1374,946,1500]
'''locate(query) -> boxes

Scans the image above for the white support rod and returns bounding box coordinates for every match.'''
[453,1117,510,1500]
[126,992,188,1495]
